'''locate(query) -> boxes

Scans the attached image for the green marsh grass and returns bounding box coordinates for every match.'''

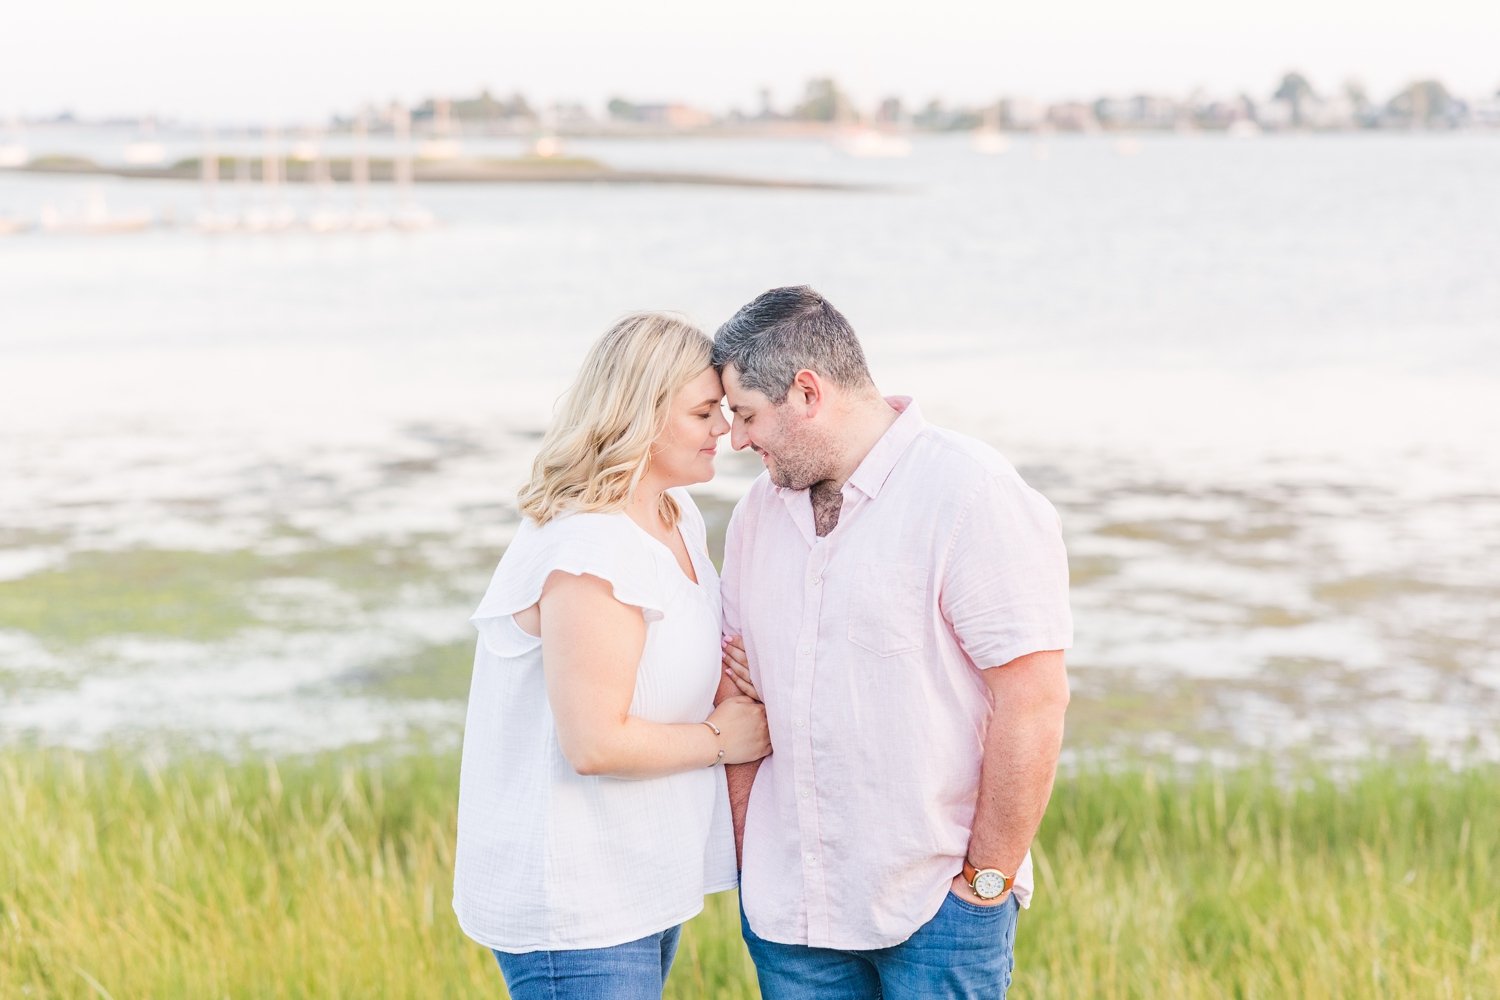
[2,751,1494,998]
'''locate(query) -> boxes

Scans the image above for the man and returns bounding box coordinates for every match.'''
[713,286,1072,999]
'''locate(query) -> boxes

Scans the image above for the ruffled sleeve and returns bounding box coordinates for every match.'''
[470,513,665,658]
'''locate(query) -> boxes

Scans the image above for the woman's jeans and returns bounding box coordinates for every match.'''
[493,925,682,1000]
[742,892,1021,1000]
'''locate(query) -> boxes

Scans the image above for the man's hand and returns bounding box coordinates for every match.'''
[949,872,1010,907]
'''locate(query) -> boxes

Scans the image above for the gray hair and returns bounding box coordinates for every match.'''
[711,286,874,402]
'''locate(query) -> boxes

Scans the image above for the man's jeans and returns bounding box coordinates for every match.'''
[492,924,681,1000]
[742,892,1021,1000]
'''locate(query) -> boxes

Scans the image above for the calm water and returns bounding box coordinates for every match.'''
[2,129,1498,760]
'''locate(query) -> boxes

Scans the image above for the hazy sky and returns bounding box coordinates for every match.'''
[6,0,1498,122]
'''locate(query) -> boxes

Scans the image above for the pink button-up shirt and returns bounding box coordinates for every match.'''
[722,397,1072,950]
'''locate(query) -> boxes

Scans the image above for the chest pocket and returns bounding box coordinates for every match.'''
[847,563,929,657]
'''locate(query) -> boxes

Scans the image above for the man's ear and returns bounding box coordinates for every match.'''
[790,370,823,413]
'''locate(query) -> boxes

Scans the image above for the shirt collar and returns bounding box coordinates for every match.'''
[845,396,925,500]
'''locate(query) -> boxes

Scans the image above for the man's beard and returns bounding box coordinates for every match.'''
[770,463,817,491]
[765,424,835,491]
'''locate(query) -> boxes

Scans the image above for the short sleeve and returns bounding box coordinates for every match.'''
[940,472,1073,669]
[469,514,664,658]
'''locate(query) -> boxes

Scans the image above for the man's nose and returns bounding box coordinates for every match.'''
[730,419,750,451]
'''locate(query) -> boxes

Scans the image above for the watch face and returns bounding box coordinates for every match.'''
[974,870,1007,899]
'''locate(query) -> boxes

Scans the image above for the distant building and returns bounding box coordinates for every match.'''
[1473,93,1500,128]
[875,96,903,125]
[999,97,1046,130]
[1047,101,1099,131]
[757,88,779,120]
[606,99,713,128]
[1092,94,1178,130]
[637,104,713,128]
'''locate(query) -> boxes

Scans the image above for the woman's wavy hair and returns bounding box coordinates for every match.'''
[518,312,712,529]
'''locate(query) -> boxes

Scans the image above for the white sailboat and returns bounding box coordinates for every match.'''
[836,127,912,158]
[832,96,911,159]
[390,103,435,231]
[0,113,27,168]
[528,105,564,159]
[834,113,912,158]
[40,188,153,234]
[972,104,1010,154]
[1031,123,1055,162]
[304,128,352,233]
[349,114,388,231]
[196,128,238,233]
[530,133,564,158]
[233,130,254,226]
[418,98,463,160]
[242,127,295,231]
[123,117,167,166]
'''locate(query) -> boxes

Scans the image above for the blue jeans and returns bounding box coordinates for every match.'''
[492,925,682,1000]
[742,892,1020,1000]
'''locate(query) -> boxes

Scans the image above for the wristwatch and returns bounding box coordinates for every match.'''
[962,859,1014,900]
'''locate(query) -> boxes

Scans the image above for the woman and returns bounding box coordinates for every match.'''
[453,312,770,1000]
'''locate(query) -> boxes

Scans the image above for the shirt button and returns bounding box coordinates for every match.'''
[805,854,818,865]
[794,719,805,729]
[799,788,810,799]
[799,645,812,655]
[809,576,821,587]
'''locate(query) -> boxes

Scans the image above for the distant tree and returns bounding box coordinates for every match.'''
[504,92,536,120]
[453,90,507,123]
[1273,71,1317,127]
[606,97,637,121]
[794,78,848,122]
[1341,79,1375,127]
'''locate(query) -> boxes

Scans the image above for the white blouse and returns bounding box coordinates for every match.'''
[453,488,737,953]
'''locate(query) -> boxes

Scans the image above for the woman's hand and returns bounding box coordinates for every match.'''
[708,695,771,765]
[720,636,760,702]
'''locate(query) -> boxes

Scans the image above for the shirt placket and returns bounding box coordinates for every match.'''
[792,535,831,942]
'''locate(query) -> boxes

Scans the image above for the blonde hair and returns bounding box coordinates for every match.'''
[518,312,713,528]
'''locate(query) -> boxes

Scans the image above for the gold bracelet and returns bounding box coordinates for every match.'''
[701,720,725,767]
